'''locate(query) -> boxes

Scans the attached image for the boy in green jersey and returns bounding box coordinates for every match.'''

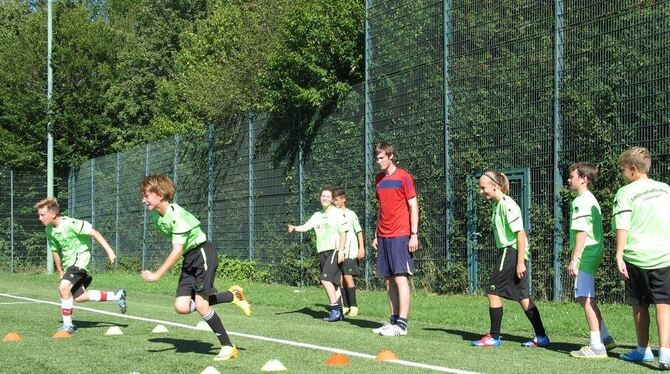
[35,198,127,335]
[140,174,251,361]
[288,187,348,322]
[566,162,615,359]
[333,188,365,317]
[613,147,670,369]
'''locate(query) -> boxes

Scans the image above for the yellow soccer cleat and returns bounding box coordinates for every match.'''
[348,306,359,317]
[214,345,238,361]
[229,285,252,317]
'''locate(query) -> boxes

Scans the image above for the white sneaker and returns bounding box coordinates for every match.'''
[372,322,393,334]
[379,324,407,337]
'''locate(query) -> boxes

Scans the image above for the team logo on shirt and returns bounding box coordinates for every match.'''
[490,285,496,291]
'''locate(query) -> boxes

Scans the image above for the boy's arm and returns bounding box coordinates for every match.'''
[141,244,184,282]
[408,196,419,253]
[52,251,64,278]
[288,224,309,233]
[515,230,527,279]
[615,229,629,279]
[338,232,346,263]
[356,231,365,260]
[89,229,117,264]
[568,231,587,278]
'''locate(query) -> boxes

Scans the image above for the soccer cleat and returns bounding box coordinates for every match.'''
[229,285,251,317]
[603,336,616,351]
[379,324,407,337]
[570,345,607,359]
[342,307,350,315]
[58,323,75,334]
[116,289,127,314]
[660,352,669,370]
[620,349,654,363]
[522,335,550,348]
[348,306,359,317]
[372,322,393,334]
[324,308,344,322]
[471,334,502,347]
[214,345,238,361]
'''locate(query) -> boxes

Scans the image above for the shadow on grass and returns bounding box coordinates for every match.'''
[148,337,217,355]
[275,305,380,328]
[64,320,129,329]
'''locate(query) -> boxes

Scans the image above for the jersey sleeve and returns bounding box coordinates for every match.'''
[338,211,350,234]
[46,229,61,252]
[570,198,591,233]
[70,218,93,235]
[351,212,363,233]
[505,201,524,233]
[402,172,417,200]
[302,212,320,231]
[612,189,632,231]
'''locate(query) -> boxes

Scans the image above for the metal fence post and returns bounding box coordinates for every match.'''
[142,144,150,270]
[115,153,120,263]
[173,135,179,204]
[248,113,255,260]
[298,138,305,287]
[553,0,565,301]
[91,159,96,263]
[10,170,14,273]
[443,0,453,265]
[207,123,214,243]
[364,0,374,289]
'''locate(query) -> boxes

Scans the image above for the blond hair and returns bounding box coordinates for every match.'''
[140,174,176,202]
[482,171,510,195]
[34,197,60,215]
[619,146,651,174]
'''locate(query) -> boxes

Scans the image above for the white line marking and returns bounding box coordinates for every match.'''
[0,292,479,374]
[0,301,41,305]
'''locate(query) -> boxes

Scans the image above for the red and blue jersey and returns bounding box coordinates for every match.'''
[375,167,416,237]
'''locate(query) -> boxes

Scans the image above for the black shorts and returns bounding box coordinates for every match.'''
[341,258,361,276]
[318,250,341,286]
[487,247,529,301]
[176,242,219,298]
[62,266,93,296]
[625,262,670,305]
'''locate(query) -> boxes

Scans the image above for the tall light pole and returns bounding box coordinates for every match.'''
[46,0,54,274]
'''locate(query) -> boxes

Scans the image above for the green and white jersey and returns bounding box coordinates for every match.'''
[303,206,348,253]
[46,217,93,270]
[570,190,604,275]
[150,203,207,253]
[340,208,363,259]
[491,195,530,260]
[612,178,670,269]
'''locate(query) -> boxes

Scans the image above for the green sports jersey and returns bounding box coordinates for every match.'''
[150,203,207,253]
[491,195,530,260]
[303,206,348,253]
[612,178,670,269]
[340,208,363,259]
[46,217,93,270]
[569,190,604,275]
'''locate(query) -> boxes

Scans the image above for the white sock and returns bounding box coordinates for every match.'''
[660,347,670,359]
[61,297,74,325]
[637,345,652,355]
[599,320,610,339]
[87,290,118,301]
[589,331,604,349]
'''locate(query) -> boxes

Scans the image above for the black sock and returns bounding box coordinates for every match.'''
[390,314,399,324]
[396,317,408,330]
[341,287,350,308]
[524,306,546,337]
[346,287,357,307]
[489,307,503,339]
[208,291,234,305]
[203,310,231,346]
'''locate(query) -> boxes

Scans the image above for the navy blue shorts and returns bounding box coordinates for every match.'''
[376,236,414,277]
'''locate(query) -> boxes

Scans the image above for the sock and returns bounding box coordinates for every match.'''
[589,331,604,349]
[660,347,670,359]
[390,314,399,325]
[341,287,350,307]
[346,287,357,307]
[599,320,610,339]
[489,307,503,339]
[636,345,652,355]
[61,297,74,325]
[203,310,232,346]
[87,290,119,301]
[396,317,408,331]
[189,299,196,313]
[524,306,547,337]
[328,303,339,311]
[208,291,234,305]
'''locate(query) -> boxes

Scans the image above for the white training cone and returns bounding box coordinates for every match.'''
[196,321,211,331]
[105,326,123,335]
[261,359,287,371]
[151,324,168,333]
[200,366,221,374]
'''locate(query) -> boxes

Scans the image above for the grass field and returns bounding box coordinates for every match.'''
[0,272,663,373]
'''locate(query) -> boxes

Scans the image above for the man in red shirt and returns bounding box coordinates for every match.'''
[371,142,419,337]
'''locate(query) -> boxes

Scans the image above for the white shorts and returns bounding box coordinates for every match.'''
[574,271,596,299]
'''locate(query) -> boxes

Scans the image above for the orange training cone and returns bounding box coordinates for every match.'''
[325,353,350,366]
[3,332,22,342]
[52,330,72,339]
[375,349,399,362]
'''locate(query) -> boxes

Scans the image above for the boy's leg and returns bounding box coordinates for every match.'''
[632,304,651,348]
[520,298,549,347]
[578,297,605,349]
[194,295,233,348]
[487,294,503,338]
[656,303,670,348]
[58,279,75,328]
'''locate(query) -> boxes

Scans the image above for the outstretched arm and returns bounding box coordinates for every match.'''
[89,229,116,264]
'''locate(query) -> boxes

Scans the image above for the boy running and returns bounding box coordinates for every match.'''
[613,147,670,369]
[333,188,365,317]
[35,198,127,335]
[140,174,251,361]
[566,162,615,358]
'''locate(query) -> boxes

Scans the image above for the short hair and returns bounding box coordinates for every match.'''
[140,174,176,202]
[333,188,346,199]
[319,187,334,197]
[34,197,60,215]
[482,171,510,195]
[568,162,598,187]
[619,146,651,174]
[374,142,394,158]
